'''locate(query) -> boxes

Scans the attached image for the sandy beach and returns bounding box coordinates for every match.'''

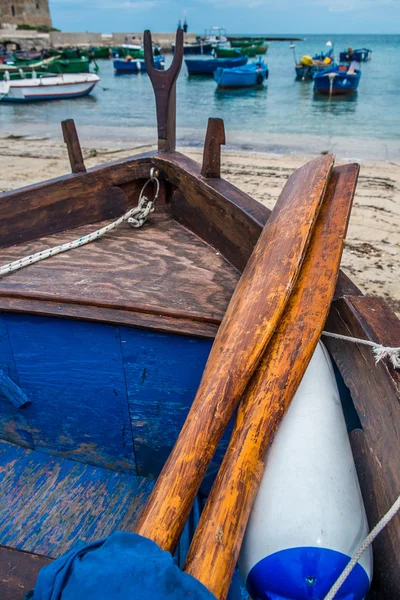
[0,135,399,316]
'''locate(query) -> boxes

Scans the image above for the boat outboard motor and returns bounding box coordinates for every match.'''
[239,342,372,600]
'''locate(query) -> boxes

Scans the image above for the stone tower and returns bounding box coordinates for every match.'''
[0,0,52,28]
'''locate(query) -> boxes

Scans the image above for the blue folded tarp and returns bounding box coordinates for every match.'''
[26,531,217,600]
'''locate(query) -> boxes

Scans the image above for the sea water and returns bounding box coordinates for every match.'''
[0,34,399,160]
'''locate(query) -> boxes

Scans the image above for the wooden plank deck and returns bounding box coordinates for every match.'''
[0,211,240,336]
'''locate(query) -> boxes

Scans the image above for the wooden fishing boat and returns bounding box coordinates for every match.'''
[340,47,372,62]
[185,55,247,75]
[113,54,165,73]
[0,29,399,600]
[172,41,213,55]
[215,44,268,58]
[214,60,268,88]
[0,55,91,78]
[295,58,335,80]
[230,38,265,48]
[0,72,100,102]
[314,62,361,96]
[0,55,60,78]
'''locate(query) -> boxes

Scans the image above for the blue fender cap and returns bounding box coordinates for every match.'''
[246,547,370,600]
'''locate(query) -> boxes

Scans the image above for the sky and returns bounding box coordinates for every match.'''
[50,0,400,34]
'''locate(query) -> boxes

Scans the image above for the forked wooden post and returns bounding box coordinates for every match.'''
[201,118,225,178]
[144,29,183,152]
[61,119,86,174]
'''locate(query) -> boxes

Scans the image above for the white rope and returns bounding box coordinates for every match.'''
[322,331,400,369]
[323,493,400,600]
[0,172,159,277]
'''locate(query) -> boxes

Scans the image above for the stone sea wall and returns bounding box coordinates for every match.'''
[0,29,197,51]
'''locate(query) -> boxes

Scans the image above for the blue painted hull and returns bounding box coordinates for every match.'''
[339,48,371,62]
[313,67,361,95]
[114,56,165,73]
[185,56,247,75]
[214,61,268,88]
[0,311,248,597]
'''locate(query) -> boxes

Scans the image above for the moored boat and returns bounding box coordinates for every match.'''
[0,28,398,600]
[0,72,100,102]
[214,59,268,88]
[172,41,213,55]
[113,54,165,73]
[295,55,335,80]
[340,47,372,62]
[0,55,91,78]
[203,26,228,48]
[185,55,247,75]
[215,44,268,58]
[230,37,265,47]
[313,62,361,95]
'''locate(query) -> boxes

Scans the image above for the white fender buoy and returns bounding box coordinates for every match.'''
[239,342,373,599]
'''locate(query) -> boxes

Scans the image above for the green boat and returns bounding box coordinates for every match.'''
[215,44,268,58]
[46,57,90,74]
[0,56,60,79]
[230,38,265,47]
[0,56,91,79]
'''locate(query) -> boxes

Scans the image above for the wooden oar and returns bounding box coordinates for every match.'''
[135,155,334,552]
[183,163,359,599]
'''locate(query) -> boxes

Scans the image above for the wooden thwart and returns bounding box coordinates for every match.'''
[183,163,359,599]
[134,154,333,551]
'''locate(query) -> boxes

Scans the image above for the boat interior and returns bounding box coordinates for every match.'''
[0,29,398,600]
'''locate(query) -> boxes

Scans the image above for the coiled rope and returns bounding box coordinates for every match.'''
[0,169,159,277]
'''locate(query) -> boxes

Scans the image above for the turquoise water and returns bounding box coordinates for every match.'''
[0,34,399,159]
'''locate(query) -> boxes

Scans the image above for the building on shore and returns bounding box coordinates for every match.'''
[0,0,52,28]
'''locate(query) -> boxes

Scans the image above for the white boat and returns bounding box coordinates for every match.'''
[204,26,228,48]
[0,72,100,102]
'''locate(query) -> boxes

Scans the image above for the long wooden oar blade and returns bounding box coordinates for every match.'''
[135,154,334,552]
[184,163,359,599]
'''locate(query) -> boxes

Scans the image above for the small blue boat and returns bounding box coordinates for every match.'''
[214,60,268,88]
[113,55,165,74]
[295,62,335,80]
[339,48,372,62]
[313,62,361,96]
[185,56,247,75]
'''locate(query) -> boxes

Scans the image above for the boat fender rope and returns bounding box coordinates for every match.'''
[0,169,160,277]
[321,331,400,369]
[323,493,400,600]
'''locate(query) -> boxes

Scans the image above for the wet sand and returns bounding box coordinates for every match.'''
[1,136,399,315]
